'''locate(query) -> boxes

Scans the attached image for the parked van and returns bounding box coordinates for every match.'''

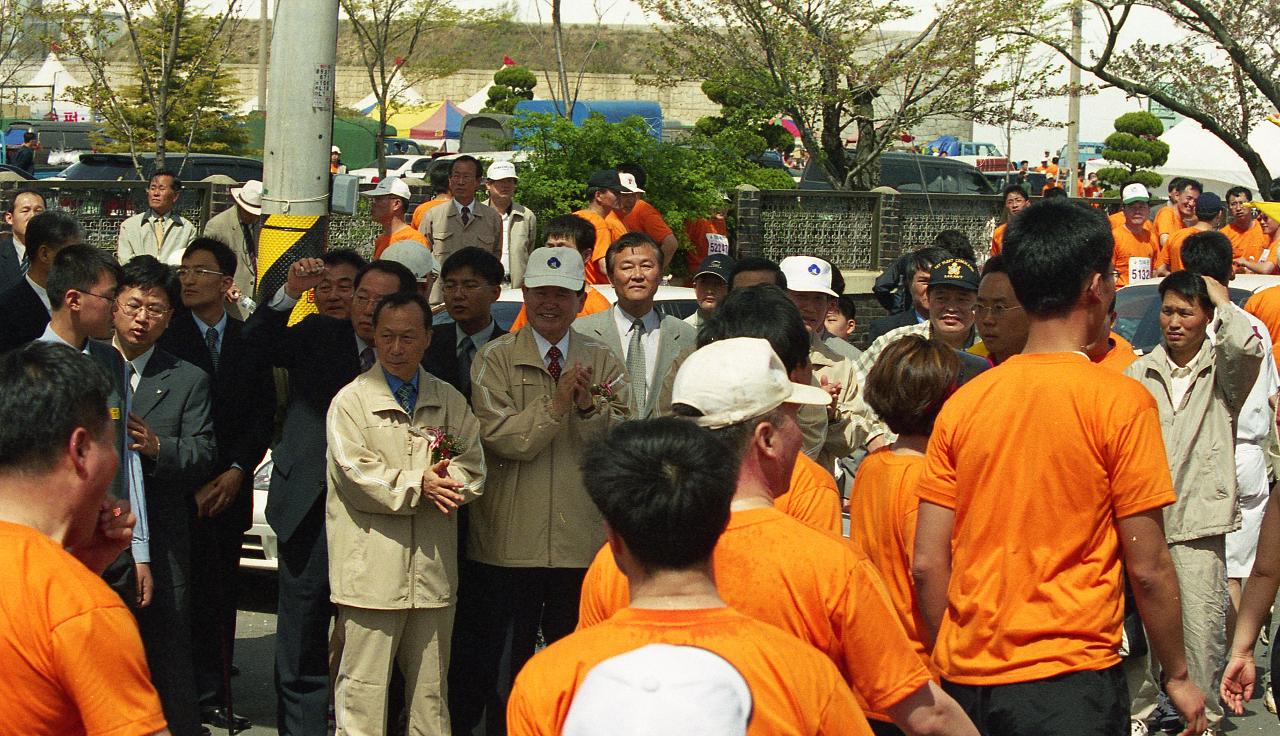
[798,151,996,194]
[4,120,102,175]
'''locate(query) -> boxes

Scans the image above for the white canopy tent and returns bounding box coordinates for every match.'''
[1087,117,1280,195]
[14,53,92,122]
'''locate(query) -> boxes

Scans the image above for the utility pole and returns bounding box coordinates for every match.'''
[1064,0,1082,196]
[257,0,269,111]
[255,0,339,312]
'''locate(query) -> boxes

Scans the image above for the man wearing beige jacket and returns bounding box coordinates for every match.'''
[326,290,485,736]
[1125,235,1264,734]
[449,246,629,735]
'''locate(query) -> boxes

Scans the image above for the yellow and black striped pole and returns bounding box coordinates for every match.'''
[257,214,326,325]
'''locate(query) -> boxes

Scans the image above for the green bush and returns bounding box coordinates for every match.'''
[482,65,536,115]
[1097,112,1168,191]
[513,112,794,274]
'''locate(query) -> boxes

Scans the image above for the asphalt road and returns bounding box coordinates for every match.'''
[223,569,1280,735]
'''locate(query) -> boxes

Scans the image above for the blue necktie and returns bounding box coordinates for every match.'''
[395,381,417,415]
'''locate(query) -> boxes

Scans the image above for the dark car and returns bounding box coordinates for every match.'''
[5,120,101,177]
[1112,275,1279,353]
[59,152,263,183]
[798,151,996,194]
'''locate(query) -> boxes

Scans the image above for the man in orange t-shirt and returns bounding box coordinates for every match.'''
[1244,284,1280,368]
[617,164,678,268]
[686,211,730,270]
[1155,177,1201,249]
[366,177,428,260]
[574,169,634,285]
[579,339,978,735]
[851,334,962,680]
[990,185,1029,257]
[0,343,169,736]
[912,199,1205,734]
[508,214,612,331]
[410,167,451,231]
[1225,186,1274,270]
[1112,183,1159,287]
[508,414,869,736]
[774,451,842,536]
[1157,191,1222,274]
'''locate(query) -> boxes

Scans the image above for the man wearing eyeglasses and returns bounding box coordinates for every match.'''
[159,238,275,733]
[37,245,154,656]
[968,255,1029,366]
[112,254,215,736]
[117,170,198,267]
[419,156,502,304]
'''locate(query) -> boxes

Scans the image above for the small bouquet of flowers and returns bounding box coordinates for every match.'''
[591,374,625,400]
[407,425,467,461]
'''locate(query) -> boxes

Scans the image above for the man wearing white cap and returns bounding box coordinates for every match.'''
[510,410,869,735]
[778,255,868,469]
[1111,182,1160,288]
[366,176,428,261]
[485,160,537,287]
[451,245,629,735]
[380,240,439,300]
[577,338,978,736]
[203,179,263,319]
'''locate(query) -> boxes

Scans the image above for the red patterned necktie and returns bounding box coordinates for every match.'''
[546,345,562,382]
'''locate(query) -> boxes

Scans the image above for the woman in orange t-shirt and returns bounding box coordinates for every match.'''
[849,334,959,677]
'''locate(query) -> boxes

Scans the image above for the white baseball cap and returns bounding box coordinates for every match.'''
[230,179,263,216]
[486,160,518,181]
[562,644,751,736]
[778,256,838,297]
[1122,182,1151,205]
[673,337,830,429]
[361,176,411,200]
[618,172,645,194]
[331,145,342,154]
[379,241,438,282]
[523,246,584,291]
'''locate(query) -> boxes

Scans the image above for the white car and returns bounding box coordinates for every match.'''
[240,452,278,571]
[1116,273,1280,353]
[348,154,438,184]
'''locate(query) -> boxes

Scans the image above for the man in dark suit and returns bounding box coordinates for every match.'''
[113,255,215,736]
[242,256,416,736]
[0,189,45,293]
[423,246,506,399]
[0,209,84,353]
[159,238,274,733]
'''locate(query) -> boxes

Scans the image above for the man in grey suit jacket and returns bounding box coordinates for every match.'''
[484,160,537,286]
[419,156,501,303]
[573,232,695,418]
[113,255,216,736]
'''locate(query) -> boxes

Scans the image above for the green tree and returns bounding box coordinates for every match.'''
[695,79,793,155]
[481,65,535,114]
[1095,112,1168,194]
[513,112,793,274]
[1015,0,1280,198]
[47,0,244,172]
[636,0,1062,190]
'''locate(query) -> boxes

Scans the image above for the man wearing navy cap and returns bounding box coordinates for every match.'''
[686,253,734,331]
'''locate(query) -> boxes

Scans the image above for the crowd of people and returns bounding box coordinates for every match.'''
[3,156,1280,736]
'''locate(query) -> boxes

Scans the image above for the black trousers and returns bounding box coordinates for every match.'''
[274,501,333,736]
[448,562,587,736]
[138,575,203,736]
[943,665,1129,736]
[190,513,244,710]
